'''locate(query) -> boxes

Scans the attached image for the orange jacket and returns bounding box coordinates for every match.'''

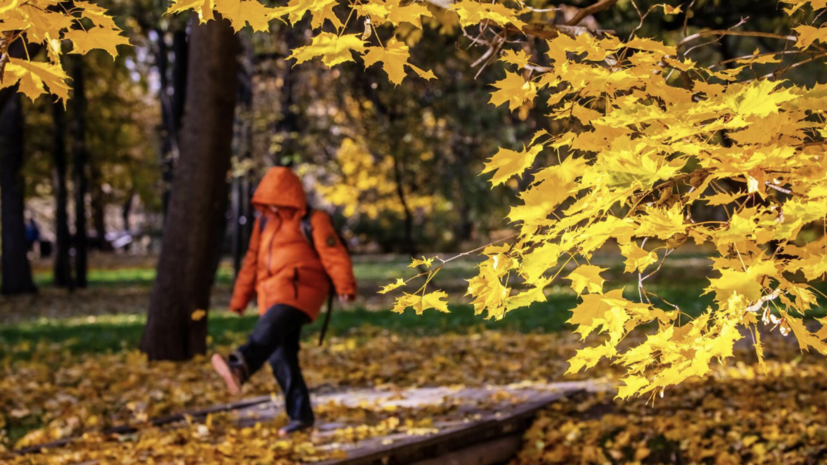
[230,168,356,320]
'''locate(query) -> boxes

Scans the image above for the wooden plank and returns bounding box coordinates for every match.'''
[313,391,576,465]
[409,434,523,465]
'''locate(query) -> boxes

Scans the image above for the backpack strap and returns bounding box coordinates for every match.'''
[298,206,335,347]
[301,207,315,250]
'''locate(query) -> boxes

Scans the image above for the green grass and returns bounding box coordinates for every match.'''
[32,267,238,288]
[0,280,719,358]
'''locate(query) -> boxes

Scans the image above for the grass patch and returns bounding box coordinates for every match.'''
[0,281,718,358]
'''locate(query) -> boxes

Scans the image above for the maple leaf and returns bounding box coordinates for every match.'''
[409,256,435,268]
[619,242,658,273]
[481,144,543,187]
[287,33,366,68]
[0,57,71,105]
[565,265,607,296]
[213,0,277,32]
[354,0,433,29]
[616,375,650,399]
[268,0,343,29]
[449,1,526,29]
[501,49,530,69]
[724,80,797,117]
[706,261,778,304]
[191,309,206,321]
[391,291,450,315]
[64,27,130,59]
[378,278,406,294]
[489,71,537,111]
[566,342,615,374]
[636,204,686,240]
[362,38,434,85]
[793,25,827,49]
[781,310,827,354]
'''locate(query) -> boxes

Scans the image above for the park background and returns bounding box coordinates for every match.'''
[3,0,827,463]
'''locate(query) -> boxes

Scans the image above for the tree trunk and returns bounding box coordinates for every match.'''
[141,14,238,361]
[90,164,107,250]
[71,57,89,288]
[158,28,189,220]
[232,31,254,277]
[391,154,417,256]
[271,27,302,167]
[52,102,74,289]
[0,91,37,295]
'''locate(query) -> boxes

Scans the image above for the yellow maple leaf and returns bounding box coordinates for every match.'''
[64,27,130,59]
[449,0,526,29]
[354,0,432,29]
[268,0,342,29]
[213,0,277,32]
[619,242,658,273]
[362,38,433,85]
[781,310,827,354]
[793,24,827,49]
[481,144,543,187]
[409,256,435,269]
[565,264,607,296]
[378,278,406,295]
[287,33,366,68]
[0,58,71,105]
[636,204,686,240]
[501,49,530,69]
[191,309,206,321]
[566,342,615,374]
[724,80,797,118]
[489,71,537,111]
[391,291,450,315]
[705,261,778,304]
[616,375,650,399]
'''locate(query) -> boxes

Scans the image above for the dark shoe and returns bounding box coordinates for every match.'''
[278,420,314,436]
[211,354,244,395]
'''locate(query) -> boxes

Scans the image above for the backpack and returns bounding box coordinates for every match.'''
[259,206,346,346]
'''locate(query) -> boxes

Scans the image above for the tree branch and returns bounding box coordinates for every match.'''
[678,30,797,50]
[565,0,619,26]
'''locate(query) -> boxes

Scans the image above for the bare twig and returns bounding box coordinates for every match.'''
[679,30,797,51]
[0,32,14,83]
[435,233,519,265]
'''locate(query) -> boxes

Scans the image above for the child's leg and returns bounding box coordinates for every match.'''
[268,309,314,423]
[235,304,302,379]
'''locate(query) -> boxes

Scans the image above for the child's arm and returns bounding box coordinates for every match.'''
[229,216,262,313]
[311,212,357,299]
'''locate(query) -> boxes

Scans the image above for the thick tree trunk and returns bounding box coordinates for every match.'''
[141,15,238,361]
[158,28,189,220]
[52,103,74,289]
[0,91,37,295]
[71,57,89,288]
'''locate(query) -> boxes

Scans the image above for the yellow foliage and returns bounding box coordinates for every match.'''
[0,0,128,105]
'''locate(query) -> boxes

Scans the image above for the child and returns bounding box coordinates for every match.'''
[211,167,356,436]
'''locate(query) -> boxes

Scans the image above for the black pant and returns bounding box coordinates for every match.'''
[236,304,314,423]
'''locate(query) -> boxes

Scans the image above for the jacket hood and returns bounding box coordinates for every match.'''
[251,167,307,212]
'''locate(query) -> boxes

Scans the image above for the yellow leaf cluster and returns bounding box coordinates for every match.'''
[373,0,827,398]
[0,0,128,105]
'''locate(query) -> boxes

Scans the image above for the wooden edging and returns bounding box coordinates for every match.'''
[314,390,579,465]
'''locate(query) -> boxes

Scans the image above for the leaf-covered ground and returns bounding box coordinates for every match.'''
[3,254,827,463]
